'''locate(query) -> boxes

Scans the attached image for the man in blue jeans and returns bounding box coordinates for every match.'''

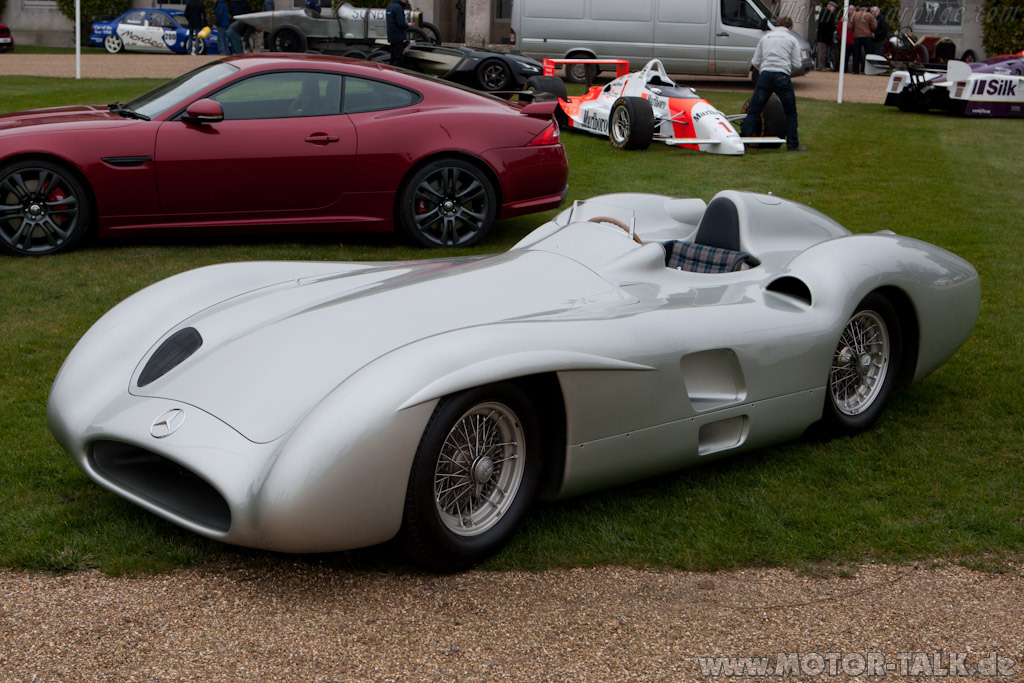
[740,15,806,151]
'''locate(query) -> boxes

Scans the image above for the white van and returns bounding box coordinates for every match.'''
[510,0,813,83]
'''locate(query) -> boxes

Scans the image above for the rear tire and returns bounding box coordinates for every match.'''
[565,55,596,84]
[408,26,431,44]
[398,382,542,571]
[742,95,785,148]
[421,21,442,44]
[525,75,568,127]
[476,58,511,91]
[608,96,654,150]
[823,293,902,435]
[397,158,497,248]
[271,26,306,53]
[103,34,124,54]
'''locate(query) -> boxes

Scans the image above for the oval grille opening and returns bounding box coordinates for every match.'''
[138,327,203,387]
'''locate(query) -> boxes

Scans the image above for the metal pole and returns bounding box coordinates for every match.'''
[837,0,850,103]
[75,0,81,79]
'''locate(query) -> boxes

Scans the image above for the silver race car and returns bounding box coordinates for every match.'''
[48,191,979,570]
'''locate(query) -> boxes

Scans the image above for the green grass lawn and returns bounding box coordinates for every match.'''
[1,77,1022,575]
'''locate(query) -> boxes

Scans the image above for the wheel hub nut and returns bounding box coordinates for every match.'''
[473,456,494,485]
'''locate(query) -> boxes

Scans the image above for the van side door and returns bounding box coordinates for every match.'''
[587,0,654,65]
[653,0,713,74]
[713,0,769,76]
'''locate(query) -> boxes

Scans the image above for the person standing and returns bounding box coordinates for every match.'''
[740,15,805,152]
[386,0,410,67]
[851,4,877,74]
[815,1,838,70]
[836,4,855,73]
[184,0,206,55]
[871,6,889,55]
[214,0,231,55]
[304,0,321,18]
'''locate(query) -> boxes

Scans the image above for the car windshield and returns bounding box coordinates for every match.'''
[126,62,238,119]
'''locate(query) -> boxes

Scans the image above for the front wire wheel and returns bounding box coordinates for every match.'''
[825,294,902,434]
[399,383,541,571]
[398,159,497,248]
[0,161,91,256]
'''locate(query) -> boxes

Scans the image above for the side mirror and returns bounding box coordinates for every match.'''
[183,98,224,125]
[761,17,769,31]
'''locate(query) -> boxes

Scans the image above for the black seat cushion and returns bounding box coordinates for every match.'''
[694,197,741,251]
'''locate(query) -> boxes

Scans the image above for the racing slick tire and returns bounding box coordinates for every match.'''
[823,293,902,435]
[271,26,307,53]
[103,34,125,54]
[476,58,511,91]
[524,75,568,127]
[397,381,542,571]
[397,157,498,248]
[742,95,786,148]
[609,97,654,151]
[896,87,930,113]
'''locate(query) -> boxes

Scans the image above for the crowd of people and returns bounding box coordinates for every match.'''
[815,2,890,74]
[183,0,275,56]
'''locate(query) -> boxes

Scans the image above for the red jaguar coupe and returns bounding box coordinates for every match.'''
[0,54,568,254]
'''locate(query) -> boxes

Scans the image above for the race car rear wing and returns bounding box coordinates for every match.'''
[541,58,631,79]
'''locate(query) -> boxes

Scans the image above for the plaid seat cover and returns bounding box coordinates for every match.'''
[663,241,751,273]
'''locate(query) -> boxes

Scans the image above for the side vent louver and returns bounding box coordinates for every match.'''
[765,277,812,306]
[138,327,203,387]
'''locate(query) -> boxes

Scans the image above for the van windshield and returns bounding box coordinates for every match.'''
[721,0,777,29]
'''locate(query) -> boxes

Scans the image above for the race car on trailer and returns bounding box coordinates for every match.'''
[884,51,1024,117]
[527,58,786,155]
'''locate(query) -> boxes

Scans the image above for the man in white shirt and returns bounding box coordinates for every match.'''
[740,16,806,151]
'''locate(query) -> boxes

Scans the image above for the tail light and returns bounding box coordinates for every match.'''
[528,121,560,146]
[510,27,516,46]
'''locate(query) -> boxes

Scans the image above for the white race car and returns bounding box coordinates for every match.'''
[528,58,785,155]
[884,52,1024,117]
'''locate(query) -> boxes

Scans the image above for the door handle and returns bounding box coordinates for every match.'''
[305,133,340,145]
[717,31,730,37]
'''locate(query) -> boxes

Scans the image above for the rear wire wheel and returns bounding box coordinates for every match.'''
[824,293,902,434]
[399,382,542,571]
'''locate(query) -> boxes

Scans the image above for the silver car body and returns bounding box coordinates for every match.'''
[48,191,978,554]
[237,2,416,42]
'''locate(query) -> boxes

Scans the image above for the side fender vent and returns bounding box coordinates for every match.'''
[138,327,203,387]
[765,276,812,306]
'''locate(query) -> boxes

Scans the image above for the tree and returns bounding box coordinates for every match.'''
[55,0,133,45]
[981,0,1024,55]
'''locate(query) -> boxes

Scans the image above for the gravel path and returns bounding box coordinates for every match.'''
[2,562,1022,681]
[0,53,890,104]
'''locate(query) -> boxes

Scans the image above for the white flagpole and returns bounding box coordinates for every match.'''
[837,0,850,103]
[75,0,81,79]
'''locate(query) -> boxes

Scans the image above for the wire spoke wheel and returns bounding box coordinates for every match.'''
[433,401,526,537]
[829,309,890,416]
[0,163,87,255]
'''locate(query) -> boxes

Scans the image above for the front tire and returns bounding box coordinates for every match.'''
[0,160,92,256]
[103,34,124,54]
[476,58,511,91]
[398,382,542,571]
[271,26,306,53]
[824,293,902,434]
[609,96,654,150]
[397,158,497,248]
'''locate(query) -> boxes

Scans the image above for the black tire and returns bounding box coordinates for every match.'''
[565,55,596,84]
[608,96,654,151]
[524,75,568,126]
[398,382,542,571]
[476,58,511,91]
[0,159,92,256]
[741,95,785,148]
[103,34,124,54]
[271,26,306,53]
[421,21,442,45]
[915,44,929,63]
[823,293,902,435]
[397,158,497,248]
[960,49,976,63]
[408,26,431,44]
[341,49,367,59]
[896,86,929,113]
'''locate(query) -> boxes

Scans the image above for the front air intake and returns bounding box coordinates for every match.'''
[138,327,202,387]
[89,441,230,532]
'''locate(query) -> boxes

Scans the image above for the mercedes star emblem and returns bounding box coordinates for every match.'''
[150,408,186,438]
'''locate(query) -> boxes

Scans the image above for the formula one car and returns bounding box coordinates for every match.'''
[49,190,979,570]
[884,51,1024,117]
[367,44,544,92]
[526,59,785,154]
[90,9,220,55]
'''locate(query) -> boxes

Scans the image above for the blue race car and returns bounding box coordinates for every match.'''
[91,9,221,55]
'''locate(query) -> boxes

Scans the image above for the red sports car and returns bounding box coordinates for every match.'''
[0,22,13,51]
[0,54,568,254]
